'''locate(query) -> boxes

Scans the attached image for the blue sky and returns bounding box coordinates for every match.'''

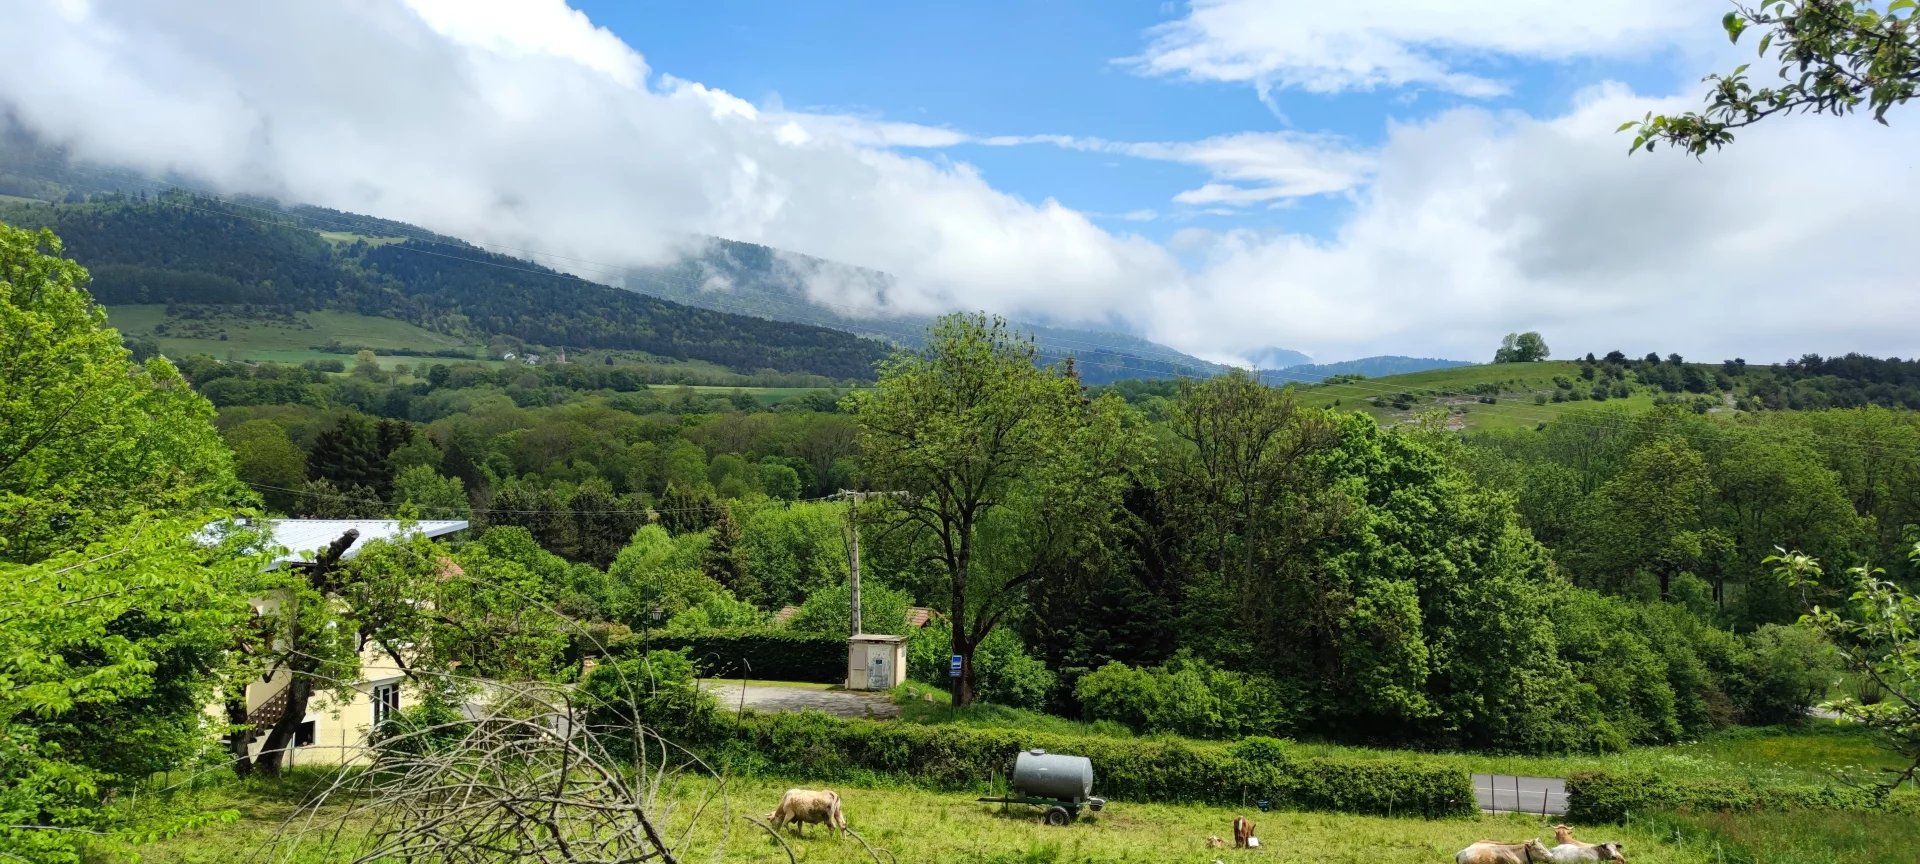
[579,0,1696,242]
[7,0,1915,364]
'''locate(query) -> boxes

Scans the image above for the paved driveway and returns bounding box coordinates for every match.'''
[1472,774,1567,815]
[702,682,900,719]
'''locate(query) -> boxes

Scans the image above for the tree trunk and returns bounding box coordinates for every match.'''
[224,692,255,778]
[252,677,313,777]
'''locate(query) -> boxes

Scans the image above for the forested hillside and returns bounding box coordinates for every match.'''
[623,235,1265,385]
[0,194,889,379]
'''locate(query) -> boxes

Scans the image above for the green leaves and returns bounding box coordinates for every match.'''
[1636,2,1920,156]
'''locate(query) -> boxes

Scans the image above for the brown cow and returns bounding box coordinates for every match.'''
[768,788,847,836]
[1549,825,1626,863]
[1456,838,1551,864]
[1232,816,1254,848]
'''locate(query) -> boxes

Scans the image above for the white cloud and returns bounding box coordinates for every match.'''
[402,0,646,88]
[1,0,1914,368]
[0,0,1175,327]
[984,131,1373,206]
[1141,85,1920,364]
[1129,0,1722,96]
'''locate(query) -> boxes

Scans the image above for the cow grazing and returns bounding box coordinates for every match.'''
[1456,838,1551,864]
[1549,825,1626,863]
[767,788,847,836]
[1232,816,1254,848]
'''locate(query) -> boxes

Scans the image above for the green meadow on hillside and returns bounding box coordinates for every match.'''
[1295,360,1706,431]
[106,304,486,368]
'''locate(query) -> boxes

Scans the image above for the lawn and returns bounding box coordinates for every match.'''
[113,772,1714,864]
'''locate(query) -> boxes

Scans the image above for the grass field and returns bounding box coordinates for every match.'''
[1293,360,1718,432]
[106,304,487,368]
[889,687,1904,790]
[115,772,1713,864]
[315,230,404,247]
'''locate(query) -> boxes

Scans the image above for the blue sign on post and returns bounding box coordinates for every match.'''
[949,655,963,678]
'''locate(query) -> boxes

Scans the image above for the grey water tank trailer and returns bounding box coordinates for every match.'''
[979,749,1106,825]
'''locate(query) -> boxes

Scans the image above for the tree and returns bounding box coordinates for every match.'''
[1630,1,1920,154]
[307,414,390,495]
[847,314,1139,705]
[0,223,240,561]
[225,419,308,513]
[1569,437,1723,599]
[1493,331,1551,363]
[392,464,469,519]
[701,505,759,604]
[1771,539,1920,792]
[1,518,267,863]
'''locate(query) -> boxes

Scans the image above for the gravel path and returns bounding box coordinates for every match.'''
[702,682,901,719]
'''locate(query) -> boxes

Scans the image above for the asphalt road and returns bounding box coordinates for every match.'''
[1472,774,1568,815]
[701,682,901,719]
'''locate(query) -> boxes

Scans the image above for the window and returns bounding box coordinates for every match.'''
[294,720,316,747]
[372,682,400,727]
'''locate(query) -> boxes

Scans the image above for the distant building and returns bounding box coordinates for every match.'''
[213,518,468,767]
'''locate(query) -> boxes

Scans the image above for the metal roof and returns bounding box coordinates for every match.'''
[260,519,468,567]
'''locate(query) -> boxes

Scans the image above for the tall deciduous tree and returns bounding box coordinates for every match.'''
[0,222,253,861]
[0,223,240,561]
[848,314,1139,705]
[1493,331,1550,363]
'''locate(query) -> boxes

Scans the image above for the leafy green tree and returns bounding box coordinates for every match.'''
[1630,1,1920,154]
[0,223,240,561]
[739,501,848,608]
[225,419,307,513]
[1566,437,1719,598]
[1493,331,1550,363]
[1,518,267,862]
[1773,541,1920,789]
[788,581,911,638]
[847,314,1140,705]
[392,464,469,519]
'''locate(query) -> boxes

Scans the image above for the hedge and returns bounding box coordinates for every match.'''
[691,712,1474,819]
[1565,770,1920,822]
[609,630,846,684]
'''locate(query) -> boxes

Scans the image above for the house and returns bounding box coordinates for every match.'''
[217,518,468,767]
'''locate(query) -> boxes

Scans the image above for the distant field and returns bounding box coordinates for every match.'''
[1295,360,1718,432]
[105,304,488,368]
[315,230,403,247]
[674,384,851,406]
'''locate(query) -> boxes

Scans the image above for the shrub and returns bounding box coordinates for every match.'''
[1736,623,1840,724]
[606,630,847,684]
[973,628,1057,711]
[907,613,952,684]
[1565,770,1917,823]
[702,711,1472,819]
[579,649,718,739]
[1075,653,1295,739]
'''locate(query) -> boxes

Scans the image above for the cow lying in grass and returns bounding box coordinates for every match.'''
[768,788,848,836]
[1549,825,1626,862]
[1456,838,1551,864]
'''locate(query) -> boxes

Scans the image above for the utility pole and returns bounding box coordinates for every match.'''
[834,490,905,636]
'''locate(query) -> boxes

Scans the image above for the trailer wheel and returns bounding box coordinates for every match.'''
[1043,806,1072,826]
